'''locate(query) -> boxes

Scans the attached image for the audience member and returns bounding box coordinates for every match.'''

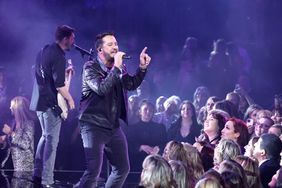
[253,133,282,188]
[139,154,176,188]
[244,136,259,161]
[169,160,189,188]
[168,100,201,144]
[255,116,274,137]
[235,155,262,188]
[154,95,181,130]
[213,139,241,170]
[127,100,167,172]
[194,110,226,170]
[1,96,35,171]
[221,118,249,151]
[155,96,167,113]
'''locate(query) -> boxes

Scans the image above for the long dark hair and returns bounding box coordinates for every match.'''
[179,100,197,124]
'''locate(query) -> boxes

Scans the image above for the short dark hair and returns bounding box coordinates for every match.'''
[209,110,227,135]
[139,99,155,112]
[55,25,75,42]
[260,133,282,159]
[95,32,115,51]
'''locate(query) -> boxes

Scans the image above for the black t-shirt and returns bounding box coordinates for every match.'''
[30,43,66,111]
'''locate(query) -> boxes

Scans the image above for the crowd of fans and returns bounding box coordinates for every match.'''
[125,84,282,187]
[124,37,282,187]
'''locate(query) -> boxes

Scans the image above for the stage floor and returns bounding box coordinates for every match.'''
[0,169,141,188]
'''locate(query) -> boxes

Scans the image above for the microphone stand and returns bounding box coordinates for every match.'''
[73,44,94,59]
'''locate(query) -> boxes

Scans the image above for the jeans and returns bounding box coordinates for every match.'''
[77,121,130,188]
[34,108,62,185]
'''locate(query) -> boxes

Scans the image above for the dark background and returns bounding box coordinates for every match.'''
[1,0,282,107]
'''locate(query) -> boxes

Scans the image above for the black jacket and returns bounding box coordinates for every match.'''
[78,59,146,129]
[259,158,280,188]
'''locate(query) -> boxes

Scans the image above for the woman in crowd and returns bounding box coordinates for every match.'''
[218,159,248,188]
[1,96,35,171]
[182,143,204,180]
[221,118,249,152]
[193,86,210,115]
[214,100,239,118]
[195,177,223,188]
[221,170,243,188]
[244,104,262,120]
[235,155,262,188]
[163,141,204,187]
[199,169,225,187]
[244,136,259,161]
[139,154,176,188]
[213,139,241,170]
[155,96,167,113]
[244,104,262,136]
[168,100,201,144]
[197,96,220,126]
[194,110,226,170]
[153,95,181,131]
[169,160,188,188]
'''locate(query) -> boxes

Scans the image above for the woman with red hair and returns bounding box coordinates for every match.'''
[221,118,249,152]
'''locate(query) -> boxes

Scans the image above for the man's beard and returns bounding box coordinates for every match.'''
[104,52,114,63]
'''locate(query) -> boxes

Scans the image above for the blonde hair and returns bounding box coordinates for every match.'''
[10,96,35,128]
[163,141,187,162]
[182,143,204,180]
[218,159,248,188]
[163,95,181,111]
[256,109,272,119]
[163,141,203,186]
[140,155,176,188]
[214,139,240,166]
[195,177,222,188]
[169,160,188,188]
[235,155,262,188]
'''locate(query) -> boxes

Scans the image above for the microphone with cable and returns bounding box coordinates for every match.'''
[73,44,92,56]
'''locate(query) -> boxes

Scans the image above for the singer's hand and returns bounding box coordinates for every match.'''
[114,52,125,69]
[139,47,151,69]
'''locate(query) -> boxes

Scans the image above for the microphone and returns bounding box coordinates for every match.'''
[122,54,131,59]
[73,44,92,56]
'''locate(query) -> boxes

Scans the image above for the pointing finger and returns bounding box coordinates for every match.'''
[141,47,148,55]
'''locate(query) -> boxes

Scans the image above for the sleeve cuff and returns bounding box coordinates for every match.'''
[112,66,122,75]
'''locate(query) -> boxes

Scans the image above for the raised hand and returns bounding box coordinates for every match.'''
[139,47,151,69]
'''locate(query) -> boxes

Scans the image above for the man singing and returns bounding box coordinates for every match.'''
[30,25,75,188]
[75,32,151,188]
